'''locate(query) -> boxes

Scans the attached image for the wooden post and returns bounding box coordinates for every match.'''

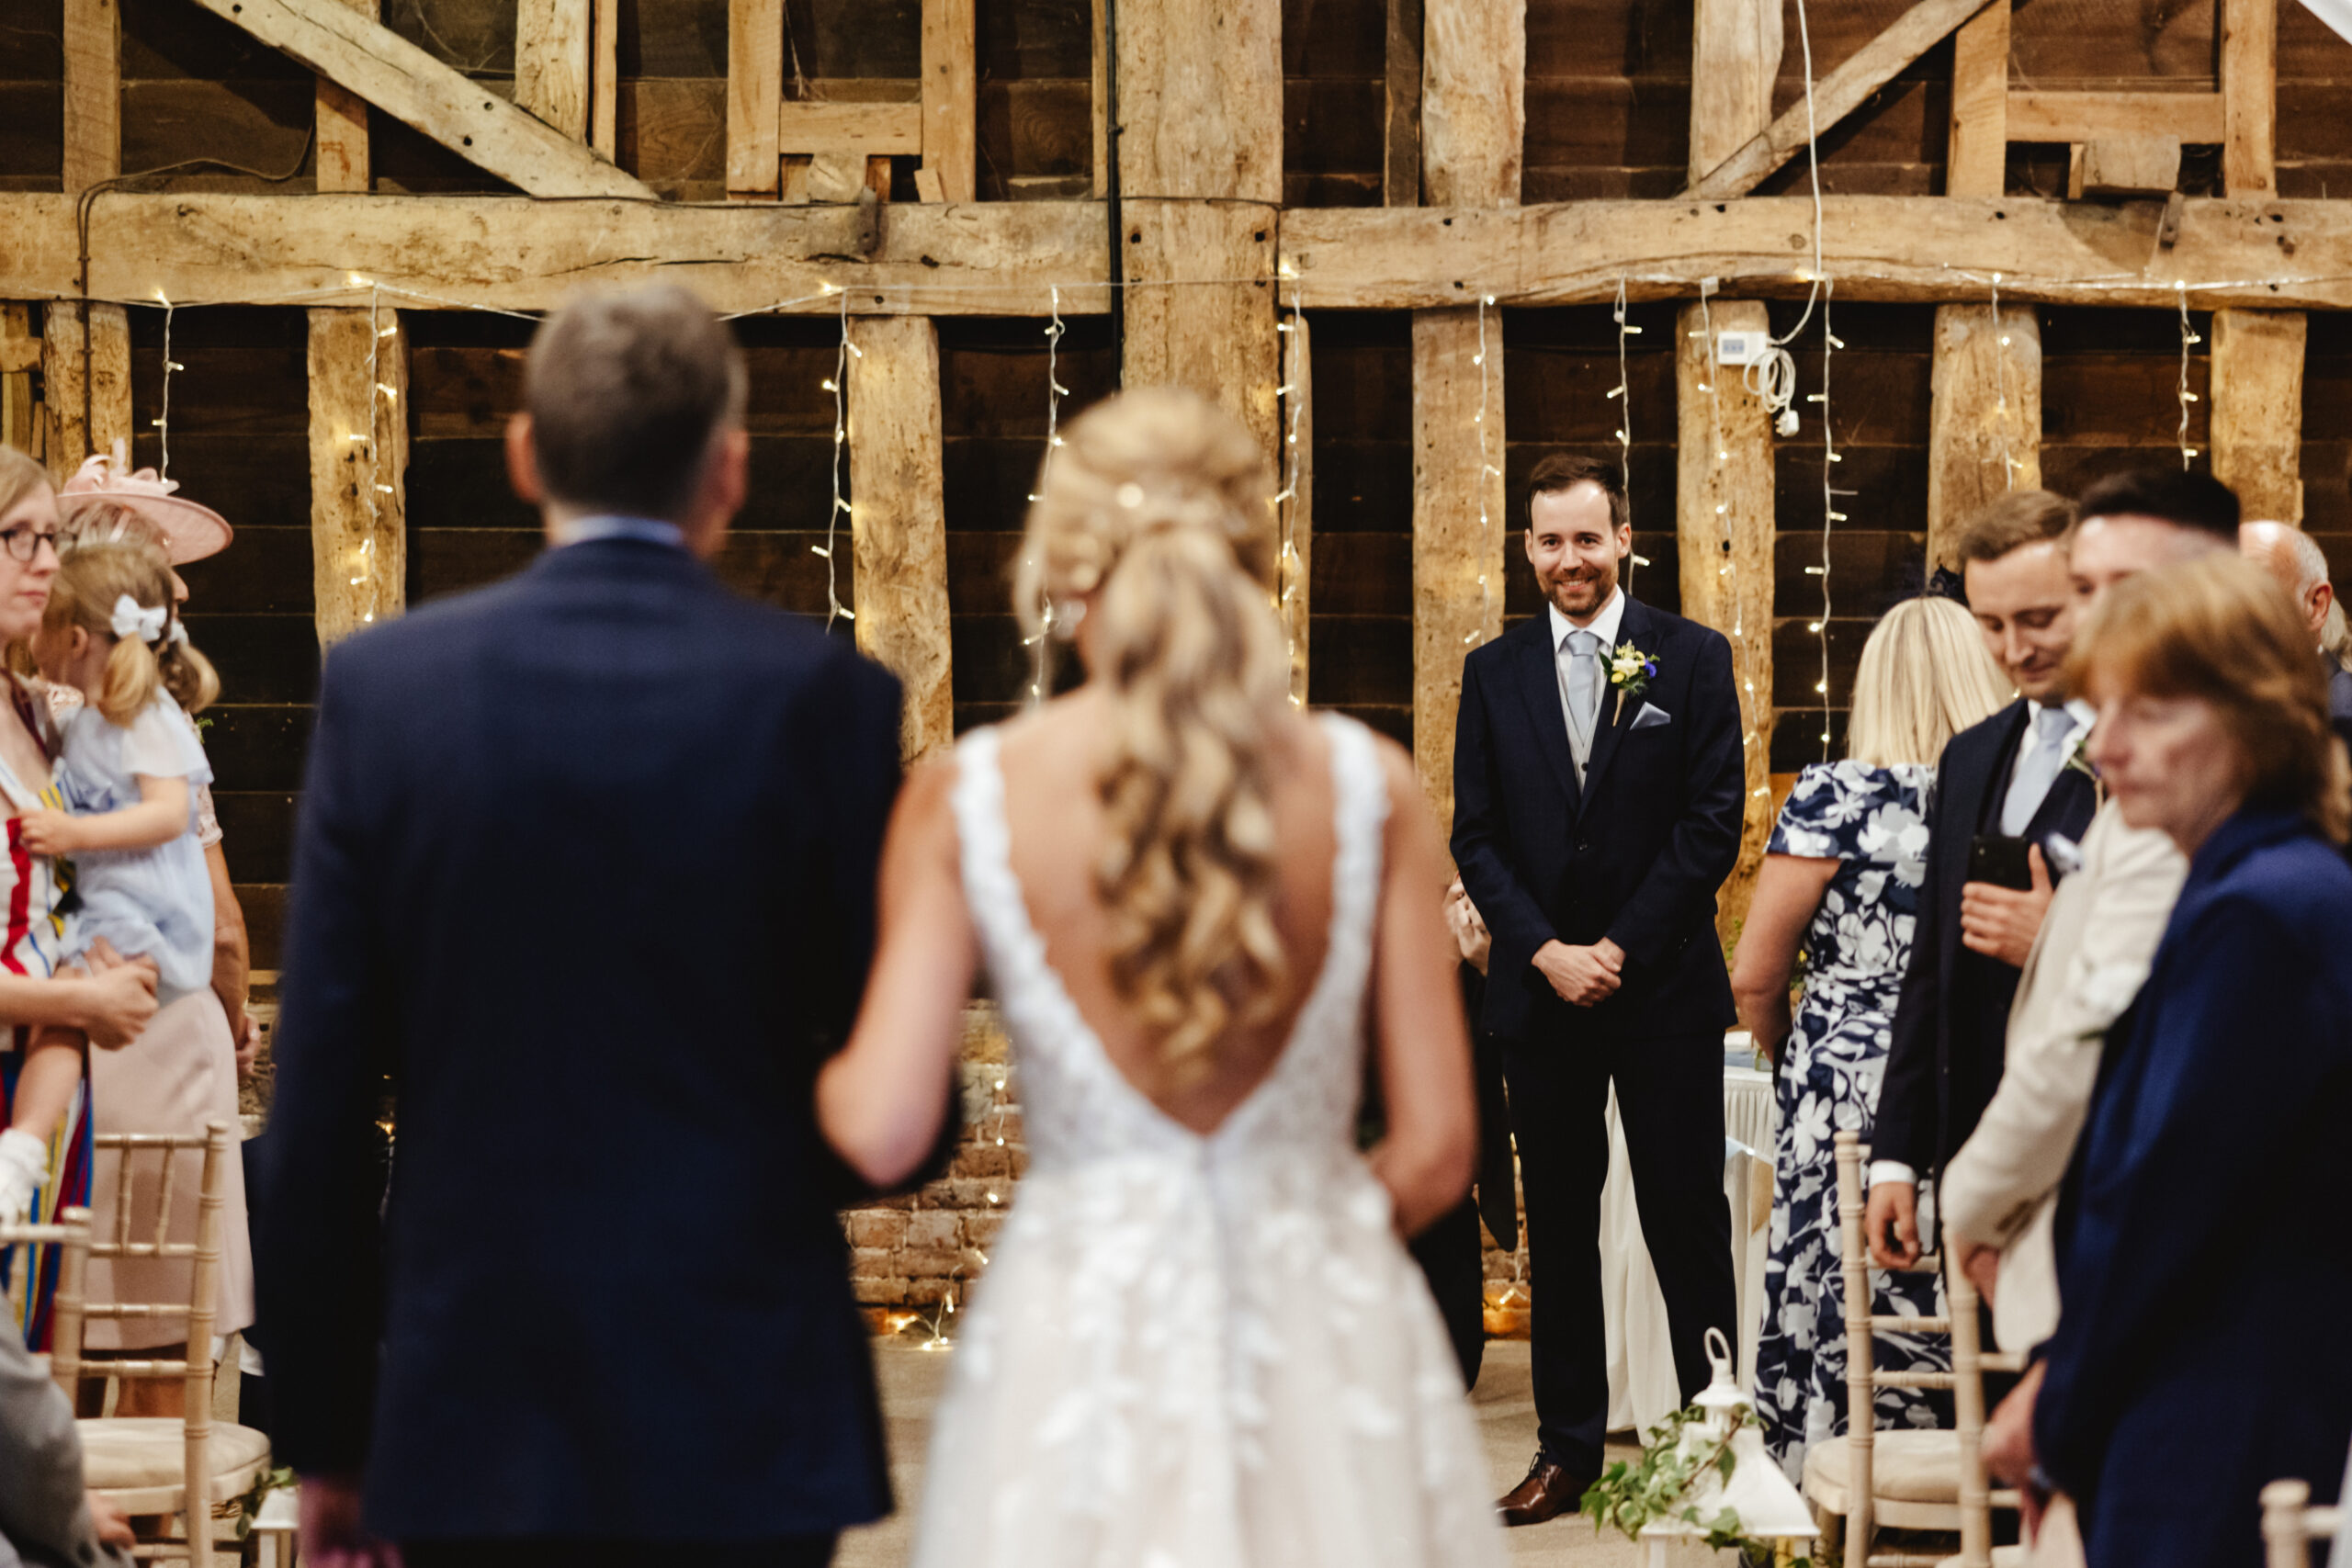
[0,307,36,457]
[1383,0,1422,206]
[921,0,977,202]
[514,0,593,141]
[1945,0,2009,197]
[1928,302,2041,570]
[591,0,617,157]
[1280,310,1311,706]
[2221,0,2276,198]
[61,0,119,194]
[847,316,955,766]
[1420,0,1523,206]
[1121,203,1279,457]
[316,0,374,191]
[726,0,783,197]
[1678,299,1774,948]
[1089,0,1108,197]
[2211,309,2305,522]
[1411,307,1505,837]
[41,304,130,484]
[1688,0,1780,178]
[307,306,406,646]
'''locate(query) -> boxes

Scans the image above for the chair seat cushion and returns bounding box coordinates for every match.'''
[1802,1428,1964,1513]
[79,1418,272,1490]
[1937,1547,2027,1568]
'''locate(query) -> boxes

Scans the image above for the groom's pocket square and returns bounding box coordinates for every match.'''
[1632,702,1672,731]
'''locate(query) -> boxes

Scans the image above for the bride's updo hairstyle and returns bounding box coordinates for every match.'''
[1014,388,1293,1085]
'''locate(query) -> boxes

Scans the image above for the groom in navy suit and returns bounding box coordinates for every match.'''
[260,287,915,1568]
[1453,454,1744,1524]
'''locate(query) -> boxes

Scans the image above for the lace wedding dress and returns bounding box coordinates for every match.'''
[910,716,1505,1568]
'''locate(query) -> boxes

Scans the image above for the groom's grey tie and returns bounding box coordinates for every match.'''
[1562,628,1602,782]
[1999,705,2076,838]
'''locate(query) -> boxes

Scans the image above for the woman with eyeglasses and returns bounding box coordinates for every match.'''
[0,446,165,1349]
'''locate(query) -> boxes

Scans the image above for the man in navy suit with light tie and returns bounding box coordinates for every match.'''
[1453,454,1744,1526]
[260,287,912,1568]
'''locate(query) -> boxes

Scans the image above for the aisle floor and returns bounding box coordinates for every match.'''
[838,1338,1645,1568]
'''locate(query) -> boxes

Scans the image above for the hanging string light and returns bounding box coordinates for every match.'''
[1273,273,1307,704]
[1022,288,1069,707]
[1815,281,1840,758]
[813,283,856,630]
[1611,275,1644,588]
[2176,281,2201,470]
[1464,293,1499,650]
[150,289,179,479]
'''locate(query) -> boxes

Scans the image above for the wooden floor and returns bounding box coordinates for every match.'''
[839,1337,1645,1567]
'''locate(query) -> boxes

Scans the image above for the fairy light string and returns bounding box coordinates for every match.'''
[151,290,178,479]
[1611,276,1643,588]
[1815,280,1839,757]
[815,284,857,631]
[1022,287,1069,706]
[1273,275,1307,704]
[2176,281,2202,470]
[1464,292,1498,650]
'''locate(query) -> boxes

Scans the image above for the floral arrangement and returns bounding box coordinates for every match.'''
[1608,641,1658,723]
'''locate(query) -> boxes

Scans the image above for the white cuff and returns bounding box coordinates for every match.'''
[1867,1159,1917,1190]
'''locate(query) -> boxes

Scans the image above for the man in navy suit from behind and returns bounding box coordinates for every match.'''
[1452,454,1744,1525]
[259,287,906,1568]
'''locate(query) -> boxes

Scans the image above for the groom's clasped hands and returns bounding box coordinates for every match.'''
[1532,937,1623,1007]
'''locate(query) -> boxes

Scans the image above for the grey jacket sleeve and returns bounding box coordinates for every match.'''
[0,1330,128,1568]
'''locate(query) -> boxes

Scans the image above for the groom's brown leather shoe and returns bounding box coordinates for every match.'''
[1497,1455,1590,1527]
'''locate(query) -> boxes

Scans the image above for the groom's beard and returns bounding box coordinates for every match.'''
[1544,562,1618,620]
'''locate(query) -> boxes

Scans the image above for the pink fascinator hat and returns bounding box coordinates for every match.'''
[56,443,233,565]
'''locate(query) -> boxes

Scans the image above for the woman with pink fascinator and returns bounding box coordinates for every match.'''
[53,448,254,1416]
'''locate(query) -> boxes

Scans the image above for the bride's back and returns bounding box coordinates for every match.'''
[994,692,1340,1135]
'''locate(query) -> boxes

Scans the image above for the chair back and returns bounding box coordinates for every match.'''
[83,1119,235,1568]
[1943,1241,2026,1568]
[0,1206,91,1395]
[2261,1479,2347,1568]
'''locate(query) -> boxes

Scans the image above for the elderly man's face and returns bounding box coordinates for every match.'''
[2239,521,2332,645]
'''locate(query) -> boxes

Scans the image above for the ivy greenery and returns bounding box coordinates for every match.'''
[1578,1401,1814,1567]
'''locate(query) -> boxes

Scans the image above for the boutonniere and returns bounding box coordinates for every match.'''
[2064,731,2105,808]
[1608,641,1658,724]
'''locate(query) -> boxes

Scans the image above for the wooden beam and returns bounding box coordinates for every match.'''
[2210,308,2304,521]
[1928,301,2041,571]
[590,0,617,159]
[921,0,977,202]
[848,316,955,766]
[61,0,119,193]
[1411,306,1505,840]
[40,303,130,484]
[1121,199,1280,458]
[1280,310,1311,705]
[1421,0,1523,206]
[1115,0,1281,202]
[726,0,783,197]
[315,0,374,193]
[1382,0,1422,206]
[1689,0,1779,180]
[2006,90,2224,145]
[180,0,647,197]
[1279,197,2352,310]
[0,195,1111,315]
[308,307,406,646]
[0,308,33,457]
[514,0,592,141]
[1090,0,1108,198]
[777,101,922,157]
[2078,136,2182,197]
[1945,0,2009,197]
[1689,0,1991,199]
[1677,299,1774,944]
[2221,0,2277,197]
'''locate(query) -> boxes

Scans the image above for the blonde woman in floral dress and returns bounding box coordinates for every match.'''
[1731,594,2010,1477]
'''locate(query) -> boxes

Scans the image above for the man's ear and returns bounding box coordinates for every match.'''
[505,413,543,506]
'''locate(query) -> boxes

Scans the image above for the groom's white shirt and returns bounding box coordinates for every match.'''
[1547,588,1626,783]
[1939,797,2187,1350]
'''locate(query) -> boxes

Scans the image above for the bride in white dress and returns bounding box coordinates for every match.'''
[816,387,1505,1568]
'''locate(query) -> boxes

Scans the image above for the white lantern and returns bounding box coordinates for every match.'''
[1638,1328,1822,1568]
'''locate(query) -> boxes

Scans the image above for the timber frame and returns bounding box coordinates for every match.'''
[11,0,2339,934]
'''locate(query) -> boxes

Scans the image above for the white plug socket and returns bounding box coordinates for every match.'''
[1715,330,1770,367]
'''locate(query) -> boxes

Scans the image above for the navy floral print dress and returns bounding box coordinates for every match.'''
[1754,761,1951,1478]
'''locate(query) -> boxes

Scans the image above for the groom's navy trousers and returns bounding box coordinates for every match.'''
[1453,600,1745,1475]
[260,536,909,1549]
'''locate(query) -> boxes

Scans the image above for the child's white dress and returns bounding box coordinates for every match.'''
[56,694,214,1002]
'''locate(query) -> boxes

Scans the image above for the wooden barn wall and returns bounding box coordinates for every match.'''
[2303,311,2352,584]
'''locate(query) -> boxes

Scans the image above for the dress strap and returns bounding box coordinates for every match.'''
[1316,714,1392,1004]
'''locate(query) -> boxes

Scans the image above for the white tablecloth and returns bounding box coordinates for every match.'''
[1600,1059,1778,1434]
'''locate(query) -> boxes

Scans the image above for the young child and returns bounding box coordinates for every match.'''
[0,540,220,1222]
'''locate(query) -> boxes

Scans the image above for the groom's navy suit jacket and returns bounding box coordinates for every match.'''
[1451,599,1744,1043]
[259,537,904,1543]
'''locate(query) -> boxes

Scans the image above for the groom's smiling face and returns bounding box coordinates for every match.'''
[1526,480,1631,624]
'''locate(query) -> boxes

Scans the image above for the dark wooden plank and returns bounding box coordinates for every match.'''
[381,0,515,74]
[617,76,725,192]
[945,529,1022,615]
[1770,615,1871,706]
[1306,614,1410,706]
[0,83,62,184]
[232,882,284,971]
[979,0,1093,79]
[210,790,296,882]
[1771,528,1928,618]
[201,703,313,792]
[1284,76,1384,180]
[982,78,1092,183]
[187,613,321,705]
[1770,707,1849,773]
[178,525,314,614]
[122,0,309,80]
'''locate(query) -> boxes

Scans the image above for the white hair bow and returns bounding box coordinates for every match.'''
[110,594,167,646]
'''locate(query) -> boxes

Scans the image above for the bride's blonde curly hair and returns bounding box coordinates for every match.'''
[1013,388,1294,1085]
